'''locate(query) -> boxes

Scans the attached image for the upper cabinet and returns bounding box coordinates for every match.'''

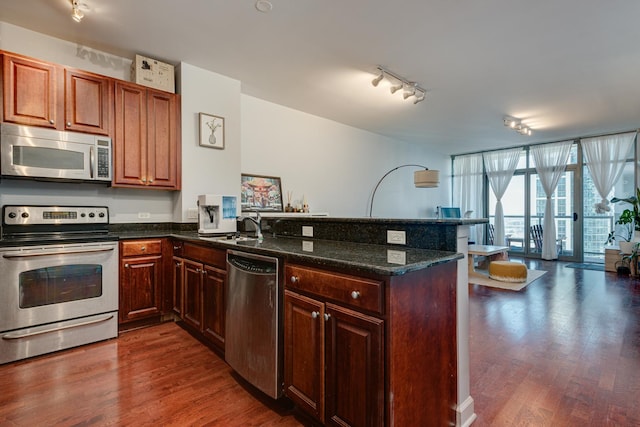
[113,81,181,190]
[2,52,112,135]
[64,68,113,135]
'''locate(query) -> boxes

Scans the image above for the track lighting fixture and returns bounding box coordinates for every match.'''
[371,71,384,87]
[370,66,427,105]
[71,0,88,22]
[503,117,532,136]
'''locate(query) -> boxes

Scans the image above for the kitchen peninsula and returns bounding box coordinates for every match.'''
[112,216,485,426]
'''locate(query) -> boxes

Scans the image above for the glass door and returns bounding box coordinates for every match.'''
[528,170,580,261]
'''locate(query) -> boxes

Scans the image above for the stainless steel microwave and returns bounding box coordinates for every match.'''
[0,123,112,182]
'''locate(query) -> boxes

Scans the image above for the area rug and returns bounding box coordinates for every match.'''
[469,269,547,291]
[564,263,605,271]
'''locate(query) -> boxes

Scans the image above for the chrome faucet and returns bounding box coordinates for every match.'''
[238,212,263,242]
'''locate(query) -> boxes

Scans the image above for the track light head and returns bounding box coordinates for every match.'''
[71,0,87,22]
[413,91,426,104]
[371,71,384,87]
[390,82,403,94]
[403,84,417,100]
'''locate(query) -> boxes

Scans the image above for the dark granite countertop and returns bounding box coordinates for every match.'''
[173,232,462,276]
[0,220,466,276]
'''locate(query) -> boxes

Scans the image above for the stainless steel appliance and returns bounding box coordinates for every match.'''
[0,123,112,182]
[0,205,118,364]
[198,194,238,235]
[226,250,282,398]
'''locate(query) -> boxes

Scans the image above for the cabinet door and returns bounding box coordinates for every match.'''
[325,303,384,427]
[65,68,112,135]
[183,259,203,330]
[202,264,226,349]
[284,290,325,423]
[3,53,60,128]
[114,81,147,186]
[146,89,179,189]
[119,254,163,323]
[172,256,184,316]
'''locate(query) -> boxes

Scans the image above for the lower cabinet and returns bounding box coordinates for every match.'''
[119,239,164,324]
[173,242,227,351]
[284,266,384,427]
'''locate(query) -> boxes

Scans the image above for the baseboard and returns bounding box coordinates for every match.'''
[456,396,477,427]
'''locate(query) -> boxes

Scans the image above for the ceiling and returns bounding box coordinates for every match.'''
[2,0,640,155]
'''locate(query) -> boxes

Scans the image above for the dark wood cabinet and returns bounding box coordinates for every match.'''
[113,81,180,190]
[284,266,384,427]
[183,258,204,330]
[119,239,164,324]
[173,242,227,351]
[284,261,457,427]
[284,290,326,422]
[202,265,226,349]
[2,52,113,135]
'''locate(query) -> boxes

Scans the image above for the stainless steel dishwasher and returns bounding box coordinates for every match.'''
[225,249,282,398]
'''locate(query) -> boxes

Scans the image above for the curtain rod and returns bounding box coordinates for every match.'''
[451,127,640,159]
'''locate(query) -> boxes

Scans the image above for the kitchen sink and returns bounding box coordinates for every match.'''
[199,234,258,244]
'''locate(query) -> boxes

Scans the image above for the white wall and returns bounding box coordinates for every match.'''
[174,63,241,222]
[241,96,450,218]
[0,21,451,223]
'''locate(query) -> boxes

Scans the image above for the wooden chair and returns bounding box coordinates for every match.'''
[487,224,495,245]
[530,224,563,254]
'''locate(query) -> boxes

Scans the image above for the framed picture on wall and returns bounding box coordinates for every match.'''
[241,174,284,212]
[199,112,225,149]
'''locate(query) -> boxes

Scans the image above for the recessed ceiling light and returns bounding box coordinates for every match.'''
[255,0,273,13]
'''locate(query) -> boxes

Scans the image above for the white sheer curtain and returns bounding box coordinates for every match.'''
[530,141,572,260]
[582,132,636,213]
[483,148,522,246]
[453,154,484,243]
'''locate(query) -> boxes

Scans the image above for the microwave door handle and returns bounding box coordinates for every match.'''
[89,146,95,179]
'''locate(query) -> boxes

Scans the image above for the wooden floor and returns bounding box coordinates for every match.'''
[469,258,640,426]
[0,259,638,426]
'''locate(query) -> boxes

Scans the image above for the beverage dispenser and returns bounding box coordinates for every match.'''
[197,194,238,235]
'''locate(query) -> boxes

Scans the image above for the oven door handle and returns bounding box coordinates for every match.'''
[2,246,115,258]
[2,314,114,340]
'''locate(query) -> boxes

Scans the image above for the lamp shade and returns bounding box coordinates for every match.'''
[414,169,439,188]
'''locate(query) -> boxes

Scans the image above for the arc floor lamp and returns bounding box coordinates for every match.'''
[368,164,439,217]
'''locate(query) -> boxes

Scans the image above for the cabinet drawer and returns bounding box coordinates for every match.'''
[120,239,163,257]
[285,264,383,315]
[183,243,226,269]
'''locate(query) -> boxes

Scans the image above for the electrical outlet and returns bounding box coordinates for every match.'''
[187,208,198,219]
[302,241,314,252]
[302,226,314,237]
[387,249,407,265]
[387,230,406,245]
[138,212,151,219]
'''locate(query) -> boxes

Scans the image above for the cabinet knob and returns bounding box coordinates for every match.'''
[175,261,181,266]
[290,276,299,283]
[173,246,181,250]
[311,311,319,319]
[195,268,201,273]
[124,263,129,268]
[66,122,71,127]
[351,290,361,300]
[49,119,54,124]
[149,178,154,183]
[140,246,146,251]
[323,313,331,322]
[142,178,147,183]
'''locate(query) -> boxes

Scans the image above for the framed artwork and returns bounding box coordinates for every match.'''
[241,174,284,212]
[199,112,225,149]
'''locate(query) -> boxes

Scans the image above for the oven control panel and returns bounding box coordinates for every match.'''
[3,206,109,225]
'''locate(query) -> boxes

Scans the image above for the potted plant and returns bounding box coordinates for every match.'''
[608,188,640,253]
[622,242,640,277]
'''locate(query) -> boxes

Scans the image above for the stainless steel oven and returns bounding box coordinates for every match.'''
[0,205,118,364]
